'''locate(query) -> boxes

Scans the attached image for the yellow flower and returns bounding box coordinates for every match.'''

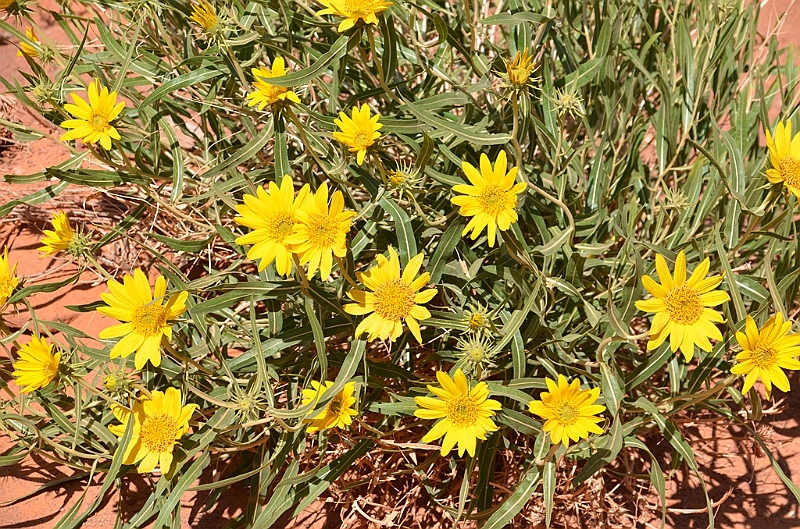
[60,79,126,151]
[246,57,301,110]
[765,120,800,198]
[0,246,19,307]
[285,182,356,280]
[17,27,39,58]
[97,269,189,369]
[12,336,60,393]
[344,247,437,343]
[732,313,800,398]
[332,104,382,166]
[0,0,15,11]
[190,0,219,32]
[505,48,535,86]
[38,212,75,256]
[414,369,501,457]
[234,176,310,276]
[109,387,198,474]
[450,151,527,247]
[316,0,392,32]
[528,375,606,448]
[634,251,730,362]
[301,380,358,433]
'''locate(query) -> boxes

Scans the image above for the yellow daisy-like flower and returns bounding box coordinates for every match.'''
[246,58,301,110]
[60,79,126,151]
[301,380,358,433]
[0,246,20,307]
[17,27,39,58]
[332,104,382,166]
[732,313,800,398]
[97,269,189,369]
[0,0,14,11]
[344,247,437,343]
[505,48,535,87]
[38,212,75,257]
[11,336,60,393]
[765,120,800,198]
[284,182,356,280]
[528,375,606,448]
[234,176,310,276]
[109,387,198,474]
[414,369,502,457]
[450,151,527,247]
[190,0,219,32]
[634,250,730,362]
[316,0,392,32]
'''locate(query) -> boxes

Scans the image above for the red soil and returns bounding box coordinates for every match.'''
[1,1,799,527]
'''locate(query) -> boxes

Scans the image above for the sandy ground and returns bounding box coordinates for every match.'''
[1,0,799,527]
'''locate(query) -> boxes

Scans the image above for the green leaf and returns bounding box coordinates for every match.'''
[378,196,417,265]
[482,457,541,529]
[265,35,350,87]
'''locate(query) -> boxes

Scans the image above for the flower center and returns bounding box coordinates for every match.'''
[468,312,485,330]
[343,0,374,17]
[751,342,778,369]
[258,82,288,104]
[780,156,800,188]
[90,112,109,132]
[556,403,578,426]
[0,276,16,300]
[140,413,178,453]
[352,132,373,149]
[268,212,296,243]
[510,67,531,85]
[447,395,478,428]
[372,279,415,321]
[664,284,703,325]
[131,303,168,336]
[306,213,339,249]
[467,345,486,361]
[42,357,58,379]
[327,395,344,417]
[478,185,510,216]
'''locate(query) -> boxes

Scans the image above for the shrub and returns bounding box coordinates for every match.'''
[1,0,799,526]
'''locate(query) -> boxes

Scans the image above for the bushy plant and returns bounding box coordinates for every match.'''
[1,0,799,526]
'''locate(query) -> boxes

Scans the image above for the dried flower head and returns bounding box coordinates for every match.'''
[456,334,497,378]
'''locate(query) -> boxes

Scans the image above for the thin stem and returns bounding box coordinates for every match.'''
[335,255,360,289]
[511,92,524,166]
[83,253,116,281]
[526,182,575,240]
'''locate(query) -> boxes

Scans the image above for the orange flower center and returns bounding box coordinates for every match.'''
[306,213,339,249]
[779,156,800,189]
[132,303,168,336]
[140,413,178,453]
[256,82,288,105]
[447,395,478,427]
[343,0,377,17]
[664,284,703,325]
[351,131,374,150]
[0,275,16,301]
[327,395,344,417]
[372,278,415,321]
[751,342,778,369]
[90,112,110,132]
[468,312,486,330]
[478,184,510,216]
[268,212,296,243]
[556,403,579,426]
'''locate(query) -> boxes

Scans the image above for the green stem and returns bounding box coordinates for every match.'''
[526,182,575,241]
